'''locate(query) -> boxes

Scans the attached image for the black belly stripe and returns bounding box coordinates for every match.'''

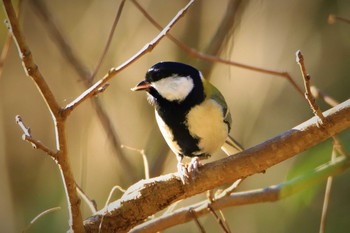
[149,79,206,158]
[156,105,203,157]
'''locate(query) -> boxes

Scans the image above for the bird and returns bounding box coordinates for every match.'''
[132,61,243,183]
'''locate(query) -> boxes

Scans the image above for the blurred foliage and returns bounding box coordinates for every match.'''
[0,0,349,232]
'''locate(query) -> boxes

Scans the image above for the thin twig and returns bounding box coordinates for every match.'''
[207,204,230,233]
[0,34,12,79]
[98,185,126,233]
[29,0,91,80]
[328,14,350,25]
[131,0,304,96]
[22,207,61,233]
[90,0,126,82]
[218,210,231,233]
[215,179,243,200]
[76,183,98,214]
[296,50,326,125]
[319,144,338,233]
[189,208,206,233]
[30,0,136,181]
[0,0,24,80]
[121,145,150,179]
[310,86,340,108]
[15,115,57,158]
[3,0,61,116]
[64,0,196,115]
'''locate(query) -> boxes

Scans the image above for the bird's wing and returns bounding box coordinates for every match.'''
[202,79,232,129]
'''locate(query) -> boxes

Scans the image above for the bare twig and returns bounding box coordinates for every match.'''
[64,0,196,115]
[0,34,12,79]
[30,0,137,182]
[215,179,243,200]
[0,0,24,80]
[296,50,326,125]
[90,0,126,82]
[76,183,98,214]
[29,0,91,80]
[310,86,340,108]
[22,207,61,233]
[131,0,304,96]
[319,144,338,233]
[15,115,57,158]
[3,1,61,116]
[121,145,150,179]
[99,185,126,233]
[189,208,206,233]
[207,204,230,233]
[328,14,350,25]
[218,210,231,233]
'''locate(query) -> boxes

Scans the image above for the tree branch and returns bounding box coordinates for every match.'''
[29,0,136,180]
[131,155,349,233]
[63,0,196,116]
[84,99,350,233]
[3,1,84,231]
[131,0,304,96]
[3,0,60,116]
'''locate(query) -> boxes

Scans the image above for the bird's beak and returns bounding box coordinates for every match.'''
[131,80,151,91]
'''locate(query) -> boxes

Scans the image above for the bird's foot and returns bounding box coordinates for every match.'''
[187,157,202,175]
[177,162,190,184]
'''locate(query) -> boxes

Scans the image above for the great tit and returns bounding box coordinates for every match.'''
[132,61,242,183]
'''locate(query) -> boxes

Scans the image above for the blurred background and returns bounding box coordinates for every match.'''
[0,0,349,232]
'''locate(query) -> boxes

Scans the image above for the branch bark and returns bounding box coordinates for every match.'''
[84,99,350,232]
[130,155,348,233]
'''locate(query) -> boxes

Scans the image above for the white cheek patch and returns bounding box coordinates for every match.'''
[152,76,194,102]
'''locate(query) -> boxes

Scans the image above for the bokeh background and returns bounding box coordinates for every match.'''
[0,0,349,232]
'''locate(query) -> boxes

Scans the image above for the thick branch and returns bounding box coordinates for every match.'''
[131,155,349,233]
[84,99,350,233]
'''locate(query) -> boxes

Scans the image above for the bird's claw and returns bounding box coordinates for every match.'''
[177,162,190,184]
[177,157,202,184]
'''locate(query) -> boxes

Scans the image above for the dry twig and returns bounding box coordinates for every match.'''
[63,0,196,115]
[189,208,206,233]
[15,115,57,158]
[22,207,61,233]
[121,145,150,179]
[131,0,304,95]
[319,144,338,233]
[328,14,350,25]
[296,50,326,125]
[310,86,340,108]
[207,204,230,233]
[30,0,135,181]
[90,0,126,82]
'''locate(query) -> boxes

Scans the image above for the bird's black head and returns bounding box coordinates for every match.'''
[145,61,200,83]
[132,61,205,104]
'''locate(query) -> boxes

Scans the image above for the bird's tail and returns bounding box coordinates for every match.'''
[221,135,244,156]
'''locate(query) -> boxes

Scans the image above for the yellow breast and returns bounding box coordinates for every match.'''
[186,99,229,155]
